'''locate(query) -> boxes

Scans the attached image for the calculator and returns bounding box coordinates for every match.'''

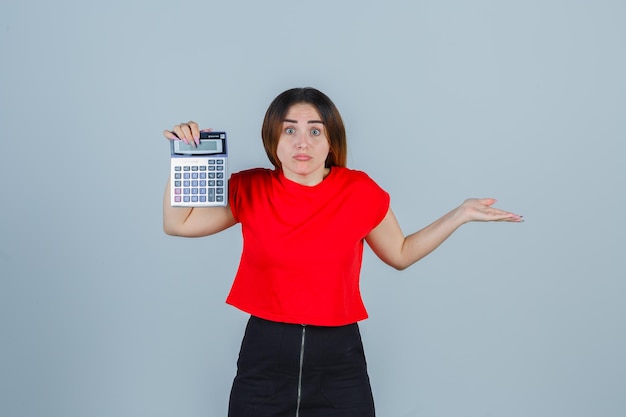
[170,131,228,207]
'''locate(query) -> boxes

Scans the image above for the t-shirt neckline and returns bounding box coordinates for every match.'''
[277,167,338,191]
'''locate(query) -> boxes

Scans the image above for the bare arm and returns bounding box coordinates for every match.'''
[162,177,237,237]
[365,198,522,270]
[162,121,237,237]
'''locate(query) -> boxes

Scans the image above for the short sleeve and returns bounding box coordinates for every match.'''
[372,185,390,229]
[228,172,241,222]
[228,168,271,223]
[366,174,390,231]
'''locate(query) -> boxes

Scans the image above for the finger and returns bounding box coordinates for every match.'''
[496,216,524,223]
[187,121,200,145]
[172,123,195,145]
[492,212,524,222]
[163,129,179,141]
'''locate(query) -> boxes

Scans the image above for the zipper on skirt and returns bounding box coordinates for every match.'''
[295,325,307,417]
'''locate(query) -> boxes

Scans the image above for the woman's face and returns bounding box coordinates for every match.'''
[276,103,330,186]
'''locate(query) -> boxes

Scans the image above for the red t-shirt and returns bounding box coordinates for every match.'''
[227,167,390,326]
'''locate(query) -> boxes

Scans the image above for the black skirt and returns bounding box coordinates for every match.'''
[228,316,376,417]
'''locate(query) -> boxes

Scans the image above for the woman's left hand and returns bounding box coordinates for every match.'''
[459,198,523,223]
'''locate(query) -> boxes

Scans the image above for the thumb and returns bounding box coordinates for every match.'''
[479,198,497,207]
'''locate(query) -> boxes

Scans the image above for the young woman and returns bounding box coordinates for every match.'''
[162,87,522,417]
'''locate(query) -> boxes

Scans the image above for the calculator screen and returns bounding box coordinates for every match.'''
[174,139,223,154]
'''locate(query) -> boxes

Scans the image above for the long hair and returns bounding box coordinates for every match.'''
[261,87,347,169]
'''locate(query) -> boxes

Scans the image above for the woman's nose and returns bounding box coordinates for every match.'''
[296,133,308,148]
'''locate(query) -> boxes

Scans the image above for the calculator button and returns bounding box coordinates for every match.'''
[174,166,182,171]
[183,180,190,187]
[183,188,190,194]
[183,173,190,179]
[174,188,181,195]
[192,196,198,202]
[217,160,224,164]
[183,196,190,202]
[192,188,198,194]
[209,173,216,179]
[199,188,207,194]
[209,160,216,164]
[192,173,198,179]
[199,196,206,202]
[174,181,181,187]
[192,180,198,187]
[200,180,206,186]
[183,166,190,171]
[217,180,224,186]
[174,173,181,179]
[191,166,198,171]
[217,166,224,171]
[200,173,206,179]
[208,166,216,171]
[209,180,215,186]
[217,173,224,179]
[208,189,215,202]
[216,195,224,202]
[216,188,224,194]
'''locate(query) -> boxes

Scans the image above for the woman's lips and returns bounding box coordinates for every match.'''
[294,154,312,161]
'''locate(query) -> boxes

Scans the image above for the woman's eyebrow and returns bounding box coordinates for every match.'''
[282,119,324,124]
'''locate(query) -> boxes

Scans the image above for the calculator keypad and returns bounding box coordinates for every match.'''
[171,157,227,206]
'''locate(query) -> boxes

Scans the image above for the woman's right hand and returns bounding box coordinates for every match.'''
[163,121,212,146]
[162,120,236,237]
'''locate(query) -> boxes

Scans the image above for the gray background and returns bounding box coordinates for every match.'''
[1,1,624,416]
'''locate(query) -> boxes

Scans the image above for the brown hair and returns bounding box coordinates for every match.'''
[261,87,347,169]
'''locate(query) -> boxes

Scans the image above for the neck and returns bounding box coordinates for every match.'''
[282,167,331,186]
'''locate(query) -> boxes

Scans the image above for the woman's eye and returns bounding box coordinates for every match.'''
[285,128,296,135]
[311,128,321,136]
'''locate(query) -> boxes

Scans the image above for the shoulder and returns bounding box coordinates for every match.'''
[231,167,276,184]
[331,167,390,228]
[332,167,384,190]
[229,168,277,218]
[335,166,389,203]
